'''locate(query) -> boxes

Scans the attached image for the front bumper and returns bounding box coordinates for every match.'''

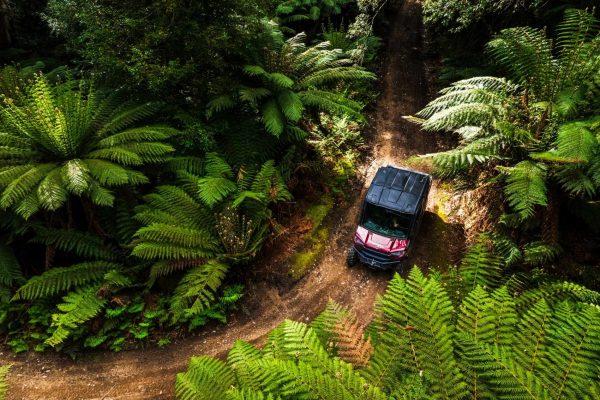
[354,245,403,270]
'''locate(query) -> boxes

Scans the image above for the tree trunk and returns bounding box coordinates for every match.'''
[542,185,560,245]
[0,0,11,49]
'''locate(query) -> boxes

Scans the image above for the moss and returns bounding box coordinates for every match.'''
[289,226,331,280]
[305,195,334,232]
[288,195,334,280]
[433,183,451,223]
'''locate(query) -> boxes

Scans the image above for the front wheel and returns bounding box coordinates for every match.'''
[347,246,358,267]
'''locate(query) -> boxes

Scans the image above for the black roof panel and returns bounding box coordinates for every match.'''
[365,166,431,214]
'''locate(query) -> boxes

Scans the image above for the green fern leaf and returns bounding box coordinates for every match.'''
[455,333,551,400]
[0,364,10,400]
[45,287,107,347]
[501,161,548,220]
[170,261,229,322]
[176,356,234,400]
[12,262,119,300]
[460,235,503,291]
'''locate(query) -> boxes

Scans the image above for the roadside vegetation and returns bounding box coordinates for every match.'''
[0,0,383,354]
[0,0,599,399]
[176,238,600,400]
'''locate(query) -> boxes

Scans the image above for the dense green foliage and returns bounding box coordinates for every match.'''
[0,72,176,218]
[422,0,543,33]
[44,0,275,96]
[411,8,600,265]
[0,0,382,354]
[176,246,600,399]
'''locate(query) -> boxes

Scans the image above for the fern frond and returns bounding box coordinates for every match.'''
[501,161,548,220]
[0,364,10,400]
[457,285,495,342]
[332,317,373,367]
[539,303,600,399]
[206,95,236,119]
[300,90,365,121]
[522,241,561,266]
[170,261,229,322]
[98,101,162,136]
[460,234,503,291]
[516,282,600,312]
[45,287,107,347]
[513,299,553,374]
[225,388,278,400]
[261,99,286,137]
[490,286,518,347]
[455,333,551,400]
[0,243,23,287]
[176,356,234,400]
[311,300,350,347]
[12,262,119,300]
[227,341,263,389]
[487,26,556,100]
[31,228,118,260]
[403,268,468,399]
[276,90,303,122]
[555,121,597,163]
[198,177,238,207]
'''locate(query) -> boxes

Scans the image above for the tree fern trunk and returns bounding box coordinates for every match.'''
[82,198,106,236]
[541,185,559,245]
[0,0,10,49]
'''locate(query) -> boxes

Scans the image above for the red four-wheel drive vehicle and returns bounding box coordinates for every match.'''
[347,166,432,271]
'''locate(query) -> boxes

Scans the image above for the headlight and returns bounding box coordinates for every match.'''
[390,250,406,259]
[354,234,365,246]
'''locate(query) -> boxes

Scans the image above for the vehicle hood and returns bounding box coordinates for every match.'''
[356,226,408,253]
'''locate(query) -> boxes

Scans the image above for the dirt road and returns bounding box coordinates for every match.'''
[0,1,460,398]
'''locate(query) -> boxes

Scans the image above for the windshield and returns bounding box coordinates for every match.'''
[361,203,411,238]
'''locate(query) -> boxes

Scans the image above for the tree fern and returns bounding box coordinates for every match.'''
[177,264,600,400]
[209,33,374,139]
[0,71,178,218]
[409,9,600,246]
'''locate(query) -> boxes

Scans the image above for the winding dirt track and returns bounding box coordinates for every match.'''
[0,1,449,398]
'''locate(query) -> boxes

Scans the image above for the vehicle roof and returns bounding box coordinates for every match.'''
[365,166,431,215]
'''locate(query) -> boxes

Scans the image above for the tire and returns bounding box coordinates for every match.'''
[346,246,358,267]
